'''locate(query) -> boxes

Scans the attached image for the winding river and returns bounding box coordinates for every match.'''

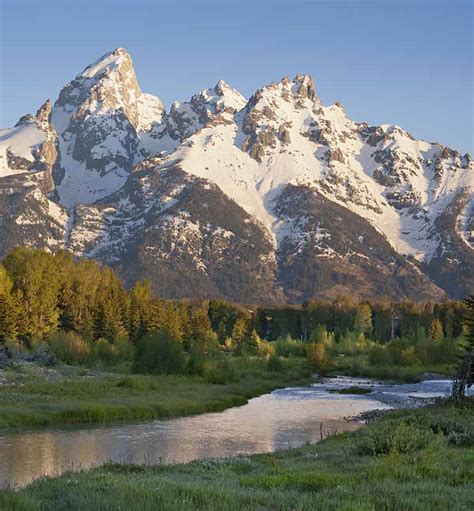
[0,377,453,488]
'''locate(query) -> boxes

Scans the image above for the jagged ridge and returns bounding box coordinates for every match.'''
[0,48,472,301]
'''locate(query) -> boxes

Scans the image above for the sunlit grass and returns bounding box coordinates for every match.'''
[0,357,311,429]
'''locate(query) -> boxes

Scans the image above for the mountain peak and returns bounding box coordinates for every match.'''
[214,79,230,92]
[1,53,472,301]
[77,47,133,81]
[35,99,52,128]
[292,74,316,101]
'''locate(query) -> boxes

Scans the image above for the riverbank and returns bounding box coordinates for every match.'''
[325,353,454,383]
[1,399,472,510]
[0,358,312,430]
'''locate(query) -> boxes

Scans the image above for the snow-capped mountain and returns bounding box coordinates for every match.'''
[1,48,472,301]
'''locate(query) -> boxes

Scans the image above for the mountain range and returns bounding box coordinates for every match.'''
[0,48,472,302]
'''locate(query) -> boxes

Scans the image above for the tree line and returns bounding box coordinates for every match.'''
[0,248,469,375]
[256,297,465,344]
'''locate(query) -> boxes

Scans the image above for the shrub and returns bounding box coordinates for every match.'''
[310,324,331,345]
[355,333,368,352]
[337,331,359,355]
[256,340,276,360]
[116,377,135,389]
[50,331,91,365]
[429,418,467,436]
[186,345,207,375]
[267,354,284,372]
[115,336,135,363]
[306,342,328,369]
[368,344,392,366]
[400,346,421,366]
[429,418,473,446]
[135,331,186,375]
[274,336,306,358]
[202,356,238,384]
[356,421,434,456]
[93,337,135,366]
[447,431,474,447]
[223,337,234,352]
[94,338,117,365]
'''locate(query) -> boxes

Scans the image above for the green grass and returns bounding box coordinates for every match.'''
[0,357,312,430]
[1,400,472,510]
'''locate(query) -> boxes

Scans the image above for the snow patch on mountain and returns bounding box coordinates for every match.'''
[458,197,474,248]
[0,123,47,176]
[0,47,472,300]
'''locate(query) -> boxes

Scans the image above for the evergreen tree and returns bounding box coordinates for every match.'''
[189,305,213,350]
[217,321,227,345]
[332,295,358,331]
[372,300,393,342]
[451,295,474,400]
[428,318,444,341]
[310,324,329,344]
[244,329,261,354]
[128,280,154,342]
[162,303,187,345]
[414,325,427,343]
[301,300,331,340]
[57,257,102,337]
[231,317,248,346]
[353,304,372,336]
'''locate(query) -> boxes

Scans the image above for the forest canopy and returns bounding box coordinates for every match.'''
[0,248,468,379]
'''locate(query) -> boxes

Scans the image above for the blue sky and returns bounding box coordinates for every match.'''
[1,0,472,153]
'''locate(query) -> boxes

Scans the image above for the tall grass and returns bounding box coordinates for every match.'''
[0,357,312,429]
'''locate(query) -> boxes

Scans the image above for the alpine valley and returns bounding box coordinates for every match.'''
[0,48,472,302]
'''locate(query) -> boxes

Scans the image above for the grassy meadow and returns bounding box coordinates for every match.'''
[0,357,311,430]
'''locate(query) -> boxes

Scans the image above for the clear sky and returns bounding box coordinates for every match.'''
[1,0,472,153]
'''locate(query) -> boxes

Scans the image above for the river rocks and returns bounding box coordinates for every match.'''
[355,408,393,423]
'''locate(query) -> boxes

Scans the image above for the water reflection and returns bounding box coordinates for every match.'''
[0,378,452,487]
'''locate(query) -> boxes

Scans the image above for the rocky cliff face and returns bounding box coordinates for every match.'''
[0,48,472,301]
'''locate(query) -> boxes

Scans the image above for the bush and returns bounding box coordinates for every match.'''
[115,336,135,363]
[429,418,473,446]
[356,421,434,456]
[256,340,276,360]
[50,331,91,365]
[94,338,117,365]
[135,331,186,375]
[337,331,359,355]
[116,377,135,389]
[447,431,474,447]
[306,342,328,369]
[400,346,421,366]
[93,337,135,366]
[223,337,234,352]
[368,344,392,366]
[274,336,306,358]
[310,324,332,346]
[186,345,207,375]
[267,354,284,372]
[202,356,238,384]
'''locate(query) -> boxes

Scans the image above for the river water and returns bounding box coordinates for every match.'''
[0,377,453,488]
